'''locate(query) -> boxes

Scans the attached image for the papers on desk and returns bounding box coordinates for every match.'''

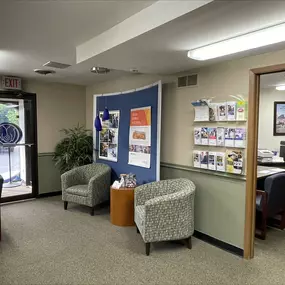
[270,168,285,173]
[259,168,284,175]
[258,170,271,174]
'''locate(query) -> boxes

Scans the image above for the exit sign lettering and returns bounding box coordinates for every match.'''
[2,76,22,90]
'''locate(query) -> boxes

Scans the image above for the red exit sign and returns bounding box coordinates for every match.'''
[2,76,22,90]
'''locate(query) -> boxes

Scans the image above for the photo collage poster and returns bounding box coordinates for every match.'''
[128,106,151,168]
[99,110,120,162]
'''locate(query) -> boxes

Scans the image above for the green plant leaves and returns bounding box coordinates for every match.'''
[53,124,93,173]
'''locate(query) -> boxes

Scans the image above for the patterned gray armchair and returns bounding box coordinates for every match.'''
[62,163,111,216]
[134,178,196,255]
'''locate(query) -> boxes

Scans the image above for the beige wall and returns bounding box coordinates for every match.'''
[85,48,285,249]
[258,87,285,151]
[23,80,86,153]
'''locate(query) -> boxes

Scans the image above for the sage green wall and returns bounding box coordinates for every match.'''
[161,164,246,249]
[38,153,61,195]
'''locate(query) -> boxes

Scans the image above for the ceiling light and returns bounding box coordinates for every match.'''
[91,67,110,74]
[276,85,285,91]
[34,69,55,75]
[188,22,285,61]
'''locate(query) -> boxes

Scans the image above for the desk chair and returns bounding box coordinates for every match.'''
[256,173,285,239]
[0,175,3,241]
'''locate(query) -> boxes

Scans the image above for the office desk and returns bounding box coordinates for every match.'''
[257,166,285,179]
[257,161,285,167]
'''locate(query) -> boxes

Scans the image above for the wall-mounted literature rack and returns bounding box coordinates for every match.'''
[191,99,247,175]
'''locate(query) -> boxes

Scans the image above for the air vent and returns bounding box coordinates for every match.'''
[43,61,71,69]
[177,74,198,88]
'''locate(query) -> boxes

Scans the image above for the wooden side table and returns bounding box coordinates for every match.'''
[110,186,135,226]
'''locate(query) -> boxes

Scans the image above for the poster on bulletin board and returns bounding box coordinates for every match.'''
[99,110,120,162]
[128,106,151,168]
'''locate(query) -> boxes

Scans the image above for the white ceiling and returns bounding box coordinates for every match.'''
[0,0,155,85]
[2,1,285,86]
[88,0,285,74]
[260,72,285,89]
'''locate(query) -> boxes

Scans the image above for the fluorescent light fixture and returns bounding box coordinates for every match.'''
[276,85,285,91]
[188,22,285,61]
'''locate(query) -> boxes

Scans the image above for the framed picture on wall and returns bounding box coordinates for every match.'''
[274,102,285,136]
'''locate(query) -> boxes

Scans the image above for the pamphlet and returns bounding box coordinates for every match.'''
[194,106,209,122]
[225,128,235,147]
[209,103,218,121]
[236,101,248,121]
[208,152,217,170]
[201,127,209,145]
[200,151,208,169]
[217,127,225,146]
[208,127,217,146]
[227,101,237,121]
[217,103,227,121]
[216,152,226,172]
[193,150,201,168]
[234,128,246,148]
[226,150,243,174]
[194,127,201,145]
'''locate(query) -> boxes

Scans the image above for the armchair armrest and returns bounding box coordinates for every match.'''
[88,168,111,201]
[143,191,194,241]
[256,189,267,213]
[145,191,191,213]
[135,180,170,206]
[61,168,82,190]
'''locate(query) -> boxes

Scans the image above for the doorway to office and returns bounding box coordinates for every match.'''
[244,63,285,259]
[0,90,38,203]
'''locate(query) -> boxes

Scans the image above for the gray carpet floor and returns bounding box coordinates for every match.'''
[1,196,285,285]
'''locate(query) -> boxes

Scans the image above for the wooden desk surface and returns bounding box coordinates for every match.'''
[257,166,285,179]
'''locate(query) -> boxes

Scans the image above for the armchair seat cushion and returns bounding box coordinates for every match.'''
[65,185,89,197]
[135,205,145,233]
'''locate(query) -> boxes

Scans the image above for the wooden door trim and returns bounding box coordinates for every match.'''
[244,63,285,259]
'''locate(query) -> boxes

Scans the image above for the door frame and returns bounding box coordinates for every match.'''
[244,63,285,259]
[0,90,38,203]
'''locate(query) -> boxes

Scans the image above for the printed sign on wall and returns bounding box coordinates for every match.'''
[99,110,120,162]
[128,106,151,168]
[1,76,22,90]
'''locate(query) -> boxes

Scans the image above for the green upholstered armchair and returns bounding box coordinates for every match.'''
[134,178,196,255]
[61,163,111,216]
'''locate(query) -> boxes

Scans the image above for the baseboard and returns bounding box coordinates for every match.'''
[37,191,62,198]
[194,230,244,257]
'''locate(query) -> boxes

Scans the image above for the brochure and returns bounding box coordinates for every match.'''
[209,103,218,121]
[217,127,225,146]
[200,151,208,169]
[235,128,246,148]
[216,152,226,172]
[226,150,243,174]
[201,127,209,145]
[194,106,209,122]
[194,127,201,145]
[217,103,227,121]
[208,152,217,170]
[225,128,235,147]
[227,101,237,121]
[208,127,217,146]
[236,101,248,121]
[193,150,201,168]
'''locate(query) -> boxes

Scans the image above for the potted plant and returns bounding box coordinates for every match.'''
[53,125,93,173]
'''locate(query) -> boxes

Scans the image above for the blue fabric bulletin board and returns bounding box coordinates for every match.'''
[94,83,161,185]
